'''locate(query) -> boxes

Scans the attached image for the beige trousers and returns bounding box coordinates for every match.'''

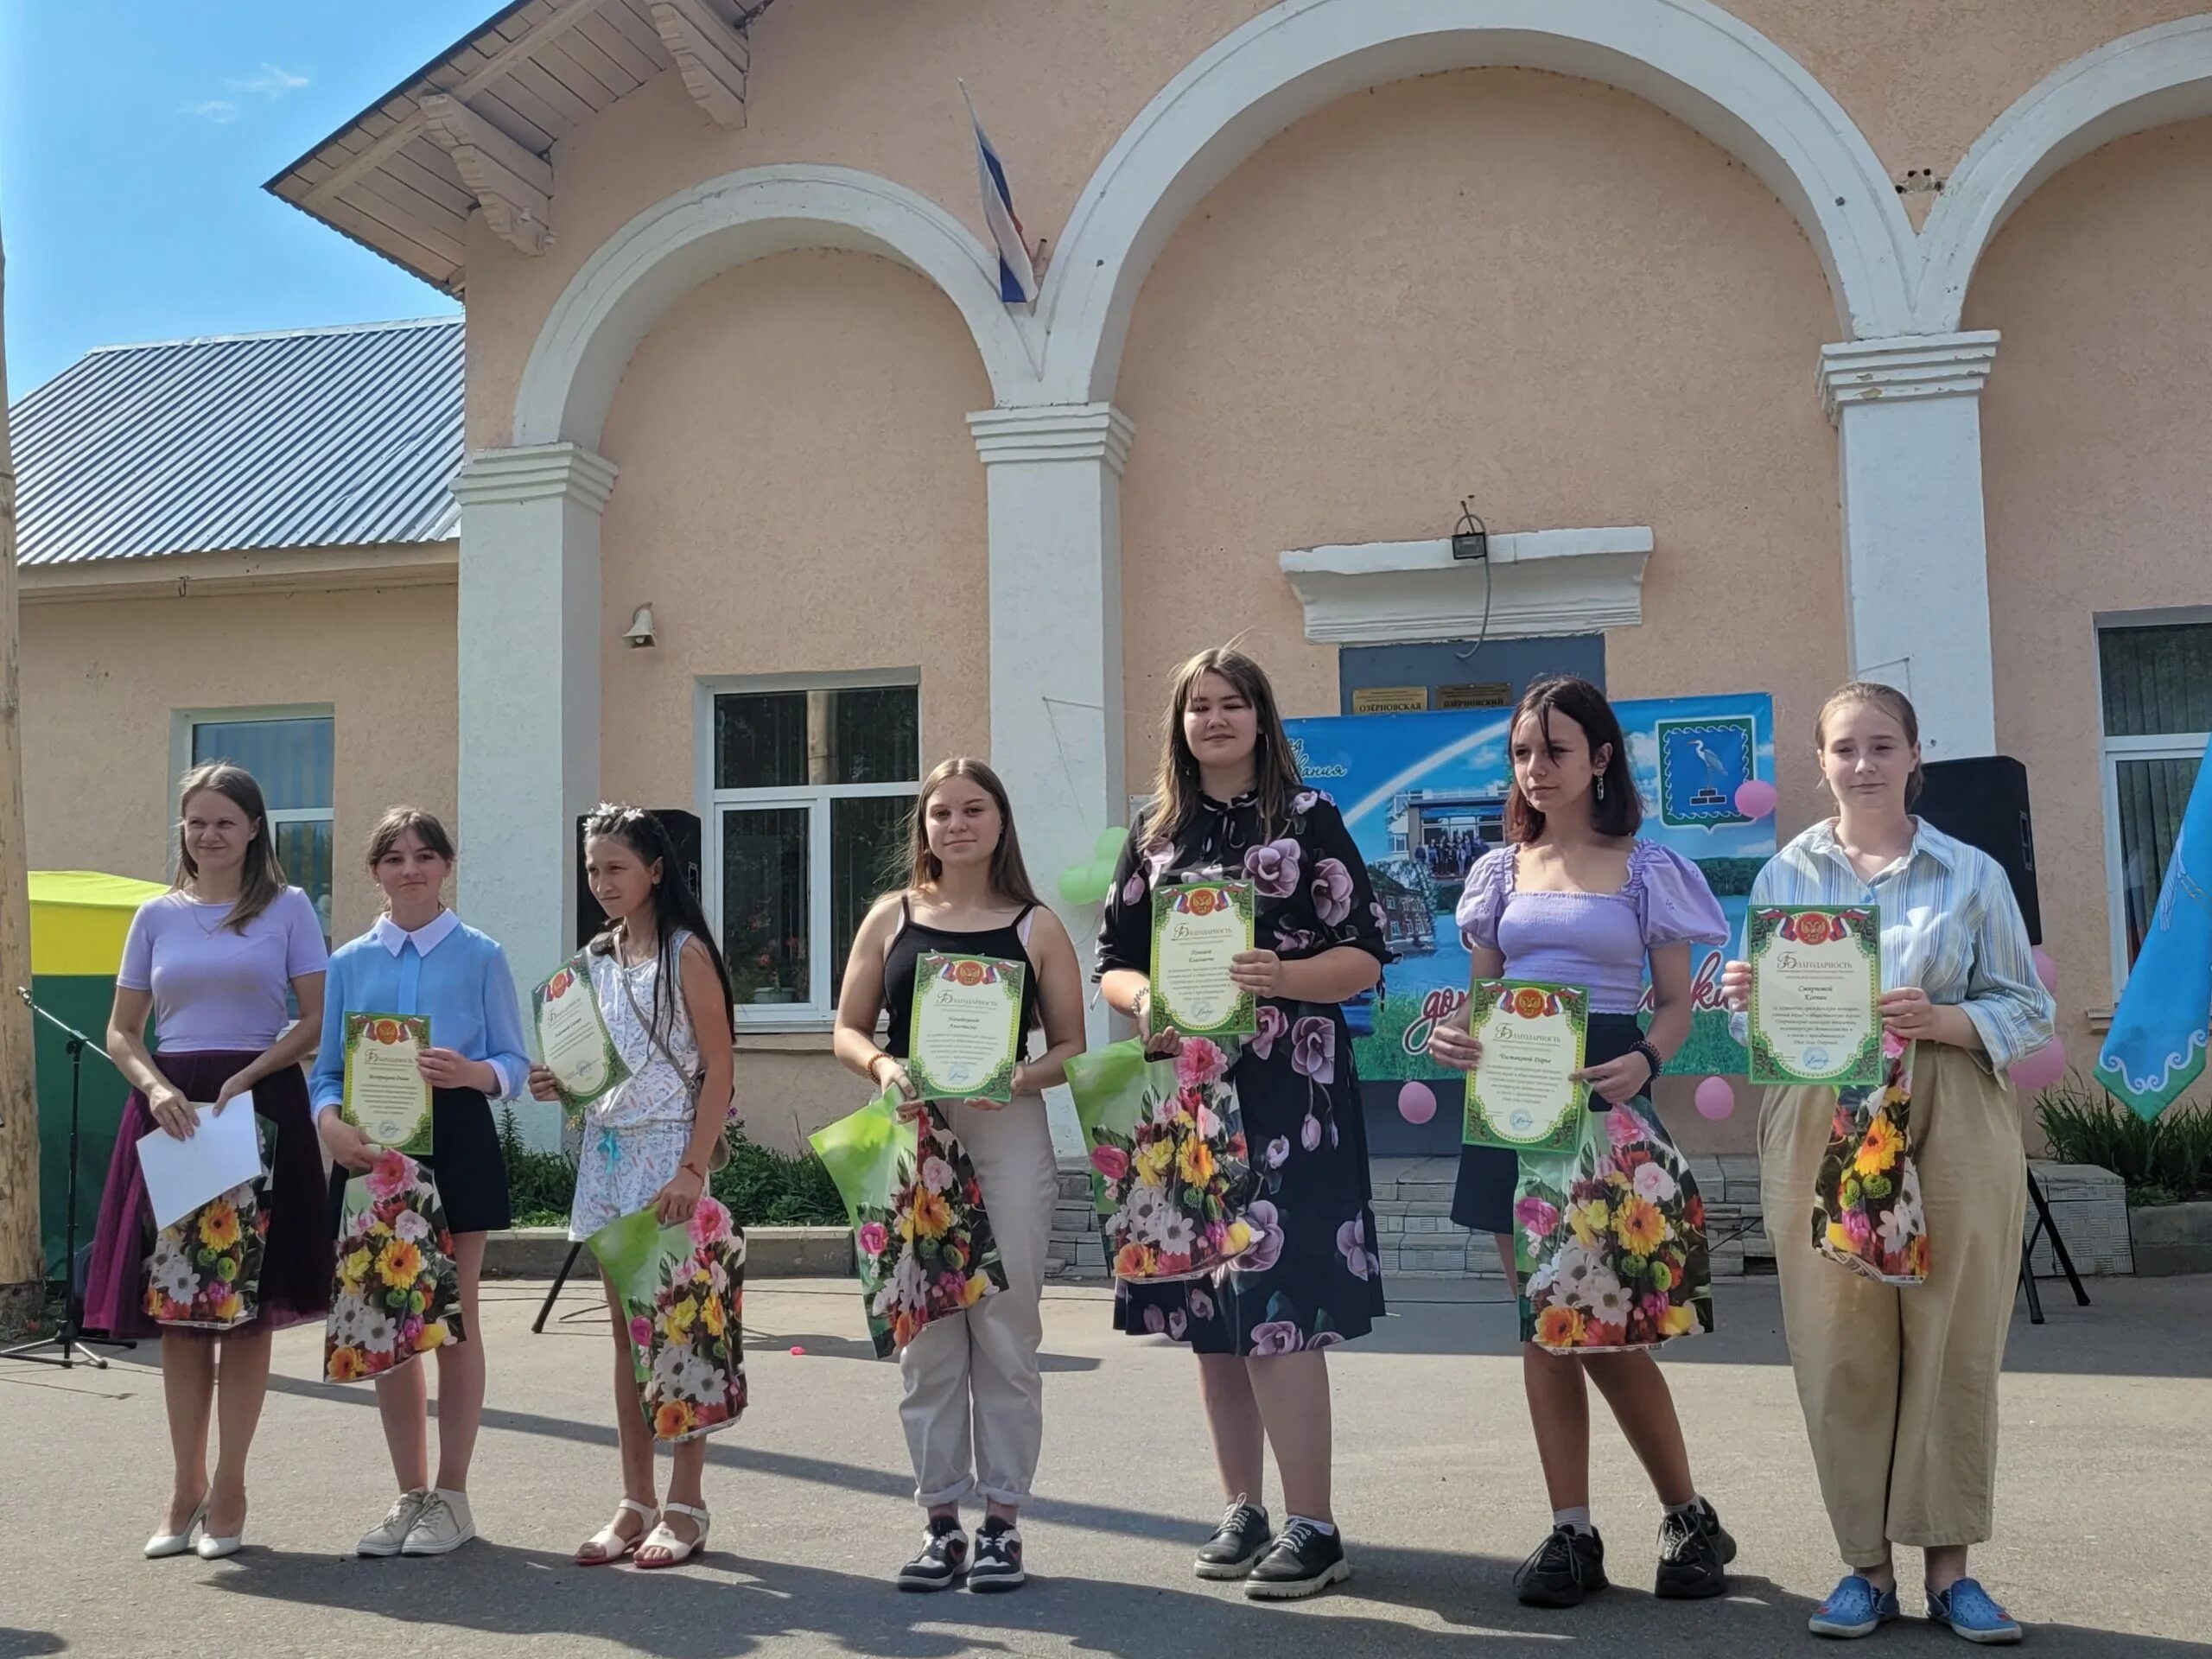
[899,1095,1060,1508]
[1759,1045,2025,1564]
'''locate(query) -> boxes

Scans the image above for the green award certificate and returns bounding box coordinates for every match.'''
[907,952,1027,1103]
[341,1012,434,1154]
[532,954,632,1109]
[1747,905,1883,1086]
[1463,980,1588,1154]
[1149,880,1257,1037]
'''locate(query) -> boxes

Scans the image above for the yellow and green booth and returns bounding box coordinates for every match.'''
[29,871,166,1281]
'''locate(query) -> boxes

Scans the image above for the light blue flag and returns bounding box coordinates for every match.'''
[2097,735,2212,1122]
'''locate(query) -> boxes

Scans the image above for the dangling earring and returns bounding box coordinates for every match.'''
[1595,775,1607,803]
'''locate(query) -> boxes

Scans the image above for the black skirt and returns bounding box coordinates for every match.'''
[1452,1013,1646,1236]
[326,1086,512,1238]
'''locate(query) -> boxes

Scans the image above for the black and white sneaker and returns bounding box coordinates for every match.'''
[1192,1497,1272,1580]
[896,1516,968,1592]
[1516,1524,1608,1608]
[1654,1498,1736,1600]
[967,1518,1026,1592]
[1243,1518,1351,1601]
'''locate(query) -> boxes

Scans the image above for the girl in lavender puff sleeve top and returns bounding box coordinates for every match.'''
[1423,678,1738,1610]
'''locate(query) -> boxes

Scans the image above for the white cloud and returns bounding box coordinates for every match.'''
[230,63,310,98]
[184,99,239,124]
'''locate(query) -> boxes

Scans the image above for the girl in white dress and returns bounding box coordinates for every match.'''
[530,804,735,1571]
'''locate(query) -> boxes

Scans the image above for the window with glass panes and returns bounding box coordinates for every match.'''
[708,682,918,1017]
[189,715,337,942]
[2100,621,2212,990]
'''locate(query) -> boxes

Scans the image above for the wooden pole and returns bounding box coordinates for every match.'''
[0,225,43,1336]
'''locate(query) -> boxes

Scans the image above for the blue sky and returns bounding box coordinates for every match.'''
[1,3,494,395]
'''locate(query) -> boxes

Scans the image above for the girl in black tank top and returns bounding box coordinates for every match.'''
[880,896,1045,1061]
[833,759,1088,1592]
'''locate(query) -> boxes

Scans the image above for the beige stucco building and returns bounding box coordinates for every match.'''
[22,0,2212,1152]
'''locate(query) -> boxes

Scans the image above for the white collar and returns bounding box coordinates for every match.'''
[373,909,461,957]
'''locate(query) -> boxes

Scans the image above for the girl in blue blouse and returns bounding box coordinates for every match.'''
[313,807,531,1560]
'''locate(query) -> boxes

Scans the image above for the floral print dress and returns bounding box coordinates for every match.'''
[1097,790,1390,1355]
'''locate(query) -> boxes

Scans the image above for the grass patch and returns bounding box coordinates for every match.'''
[2035,1072,2212,1207]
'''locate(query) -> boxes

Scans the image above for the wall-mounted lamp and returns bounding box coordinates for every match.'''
[1451,499,1489,562]
[623,603,658,648]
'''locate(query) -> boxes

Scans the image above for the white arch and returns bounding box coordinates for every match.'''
[1916,16,2212,332]
[512,164,1041,448]
[1035,0,1916,403]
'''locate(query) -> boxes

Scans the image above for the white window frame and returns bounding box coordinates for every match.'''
[2094,612,2212,999]
[694,671,921,1030]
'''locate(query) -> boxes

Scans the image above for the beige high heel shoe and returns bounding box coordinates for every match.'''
[196,1502,248,1560]
[145,1495,209,1560]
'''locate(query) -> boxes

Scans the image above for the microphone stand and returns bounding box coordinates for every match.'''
[3,988,137,1368]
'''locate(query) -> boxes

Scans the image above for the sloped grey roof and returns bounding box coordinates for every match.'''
[12,315,463,566]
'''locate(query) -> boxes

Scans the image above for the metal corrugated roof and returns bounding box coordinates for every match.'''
[11,315,463,566]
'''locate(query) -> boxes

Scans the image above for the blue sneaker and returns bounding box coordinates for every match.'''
[1927,1579,2023,1645]
[1809,1574,1901,1638]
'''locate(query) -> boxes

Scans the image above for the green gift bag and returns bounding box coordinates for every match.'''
[810,1087,1007,1357]
[588,1196,748,1443]
[1065,1037,1254,1283]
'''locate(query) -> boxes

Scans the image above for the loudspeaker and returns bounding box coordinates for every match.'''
[576,809,703,950]
[1915,757,2040,946]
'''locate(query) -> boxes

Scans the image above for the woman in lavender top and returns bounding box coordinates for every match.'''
[84,763,330,1560]
[1424,678,1737,1609]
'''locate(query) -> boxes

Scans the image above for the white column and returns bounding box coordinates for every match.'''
[1819,331,2001,760]
[450,442,618,1148]
[969,403,1134,1056]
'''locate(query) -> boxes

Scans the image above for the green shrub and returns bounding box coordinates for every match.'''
[500,1106,579,1228]
[499,1107,845,1229]
[2034,1072,2212,1207]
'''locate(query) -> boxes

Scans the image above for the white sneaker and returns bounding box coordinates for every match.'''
[402,1489,477,1556]
[359,1491,429,1558]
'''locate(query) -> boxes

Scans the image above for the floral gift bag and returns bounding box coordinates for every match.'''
[1811,1034,1928,1285]
[326,1151,465,1382]
[144,1119,276,1332]
[1065,1037,1255,1284]
[810,1087,1007,1357]
[1515,1102,1713,1355]
[588,1197,749,1443]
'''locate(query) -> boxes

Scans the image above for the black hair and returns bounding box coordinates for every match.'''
[583,803,735,1041]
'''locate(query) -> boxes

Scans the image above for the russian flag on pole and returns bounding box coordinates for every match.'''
[962,83,1038,306]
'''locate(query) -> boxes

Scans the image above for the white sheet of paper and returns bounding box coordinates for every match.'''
[137,1096,260,1231]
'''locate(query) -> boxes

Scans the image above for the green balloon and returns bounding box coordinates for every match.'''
[1095,824,1130,861]
[1058,864,1097,906]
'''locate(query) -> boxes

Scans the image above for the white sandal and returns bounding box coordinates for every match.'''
[575,1498,656,1566]
[636,1502,710,1569]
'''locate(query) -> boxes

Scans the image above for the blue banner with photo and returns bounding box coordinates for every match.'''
[1284,693,1777,1084]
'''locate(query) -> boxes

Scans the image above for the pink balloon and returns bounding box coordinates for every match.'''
[1733,779,1777,819]
[788,1345,807,1357]
[2031,947,2058,994]
[1398,1081,1437,1125]
[2010,1039,2067,1093]
[1694,1076,1736,1121]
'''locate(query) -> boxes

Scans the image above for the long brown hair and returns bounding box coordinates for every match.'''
[1146,645,1302,848]
[1815,681,1925,807]
[173,761,287,933]
[583,803,735,1042]
[906,757,1042,907]
[1502,676,1643,843]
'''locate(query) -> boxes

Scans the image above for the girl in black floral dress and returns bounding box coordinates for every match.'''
[1096,646,1389,1602]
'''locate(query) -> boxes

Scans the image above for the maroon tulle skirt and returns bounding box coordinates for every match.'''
[82,1052,331,1340]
